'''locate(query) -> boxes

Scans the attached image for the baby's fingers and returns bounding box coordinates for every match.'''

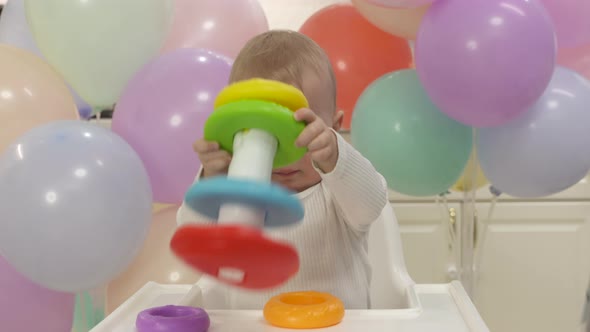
[200,150,231,163]
[193,139,219,153]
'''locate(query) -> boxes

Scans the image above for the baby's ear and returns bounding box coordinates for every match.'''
[332,110,344,131]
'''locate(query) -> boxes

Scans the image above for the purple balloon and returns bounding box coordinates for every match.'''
[0,256,75,331]
[112,49,232,204]
[478,67,590,197]
[416,0,556,127]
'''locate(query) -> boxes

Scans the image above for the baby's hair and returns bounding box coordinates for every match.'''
[230,30,336,111]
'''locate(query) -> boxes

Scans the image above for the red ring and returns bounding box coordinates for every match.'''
[170,224,299,289]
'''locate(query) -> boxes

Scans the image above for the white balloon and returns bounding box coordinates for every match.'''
[0,121,153,292]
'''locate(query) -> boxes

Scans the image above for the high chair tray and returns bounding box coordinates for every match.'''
[94,281,489,332]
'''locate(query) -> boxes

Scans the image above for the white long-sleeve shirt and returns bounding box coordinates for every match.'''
[176,132,388,309]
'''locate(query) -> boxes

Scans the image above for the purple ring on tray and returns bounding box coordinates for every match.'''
[136,305,210,332]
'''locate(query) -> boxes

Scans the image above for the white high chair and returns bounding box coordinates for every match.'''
[93,203,490,331]
[367,203,417,309]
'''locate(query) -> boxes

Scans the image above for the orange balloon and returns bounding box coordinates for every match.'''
[352,0,430,40]
[299,4,412,129]
[106,206,201,313]
[0,45,79,152]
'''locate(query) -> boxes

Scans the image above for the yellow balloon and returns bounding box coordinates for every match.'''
[152,203,173,213]
[106,206,200,313]
[452,158,488,192]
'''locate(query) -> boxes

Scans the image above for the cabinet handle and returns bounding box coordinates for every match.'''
[473,210,478,248]
[448,207,457,249]
[449,207,456,226]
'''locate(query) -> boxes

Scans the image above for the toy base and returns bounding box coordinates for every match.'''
[170,224,299,289]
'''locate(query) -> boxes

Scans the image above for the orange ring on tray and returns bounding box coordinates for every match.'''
[263,291,345,329]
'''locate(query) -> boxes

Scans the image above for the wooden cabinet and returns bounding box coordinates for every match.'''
[393,199,590,332]
[393,202,461,284]
[473,202,590,332]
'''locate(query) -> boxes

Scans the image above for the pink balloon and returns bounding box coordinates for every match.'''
[540,0,590,49]
[162,0,268,58]
[365,0,436,8]
[558,44,590,79]
[112,49,233,204]
[0,256,75,331]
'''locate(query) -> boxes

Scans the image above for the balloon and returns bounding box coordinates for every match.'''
[0,0,92,115]
[25,0,174,110]
[351,69,472,197]
[451,155,488,192]
[352,0,429,40]
[415,0,556,128]
[107,206,201,313]
[557,44,590,80]
[0,45,79,153]
[162,0,268,58]
[540,0,590,49]
[153,203,175,213]
[478,67,590,198]
[0,121,153,292]
[364,0,435,8]
[299,4,412,129]
[112,49,232,204]
[0,0,38,52]
[78,103,93,120]
[0,255,75,331]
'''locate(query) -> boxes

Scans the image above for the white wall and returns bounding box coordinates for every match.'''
[257,0,348,30]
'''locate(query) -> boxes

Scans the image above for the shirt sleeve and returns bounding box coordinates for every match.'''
[176,166,215,226]
[314,130,388,232]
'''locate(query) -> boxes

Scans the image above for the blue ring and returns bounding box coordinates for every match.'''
[184,177,304,227]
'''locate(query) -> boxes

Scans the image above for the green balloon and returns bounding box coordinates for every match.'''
[351,69,472,197]
[25,0,174,110]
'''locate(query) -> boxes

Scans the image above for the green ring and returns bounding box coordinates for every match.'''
[204,100,307,168]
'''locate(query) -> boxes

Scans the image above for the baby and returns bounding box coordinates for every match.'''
[177,30,388,310]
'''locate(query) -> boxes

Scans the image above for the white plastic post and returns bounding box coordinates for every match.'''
[217,129,277,228]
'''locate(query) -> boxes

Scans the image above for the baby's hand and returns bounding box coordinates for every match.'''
[294,108,338,173]
[193,139,231,178]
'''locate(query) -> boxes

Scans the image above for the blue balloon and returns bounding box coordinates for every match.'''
[478,67,590,197]
[77,103,93,120]
[0,121,152,292]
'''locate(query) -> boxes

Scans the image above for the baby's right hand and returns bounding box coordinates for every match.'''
[193,139,231,178]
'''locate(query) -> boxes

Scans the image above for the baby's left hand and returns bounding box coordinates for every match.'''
[294,108,338,173]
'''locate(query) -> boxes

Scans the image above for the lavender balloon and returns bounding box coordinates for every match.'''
[416,0,556,127]
[112,49,233,204]
[478,67,590,197]
[0,256,75,331]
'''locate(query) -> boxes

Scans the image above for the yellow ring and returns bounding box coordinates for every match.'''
[263,291,345,329]
[214,78,309,112]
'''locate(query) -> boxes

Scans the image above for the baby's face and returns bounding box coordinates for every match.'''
[271,69,340,193]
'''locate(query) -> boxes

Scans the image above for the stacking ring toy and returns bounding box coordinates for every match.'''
[263,291,345,329]
[136,305,210,332]
[171,79,308,290]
